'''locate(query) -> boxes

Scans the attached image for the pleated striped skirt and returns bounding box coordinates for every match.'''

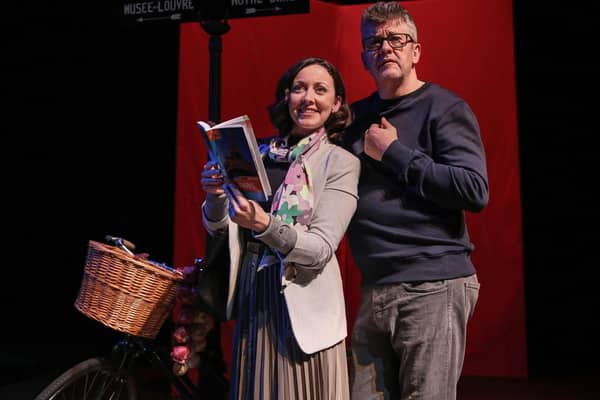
[229,242,349,400]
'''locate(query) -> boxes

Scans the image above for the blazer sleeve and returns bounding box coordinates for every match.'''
[202,193,229,235]
[256,147,360,273]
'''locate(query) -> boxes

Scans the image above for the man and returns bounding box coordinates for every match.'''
[343,2,489,400]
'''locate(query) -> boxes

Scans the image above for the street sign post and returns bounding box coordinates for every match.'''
[121,1,311,382]
[123,0,310,122]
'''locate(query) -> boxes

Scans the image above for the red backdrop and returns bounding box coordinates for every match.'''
[174,0,526,377]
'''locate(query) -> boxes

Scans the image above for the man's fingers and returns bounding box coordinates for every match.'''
[380,116,391,128]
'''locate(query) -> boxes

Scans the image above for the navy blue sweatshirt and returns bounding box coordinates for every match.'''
[343,82,489,285]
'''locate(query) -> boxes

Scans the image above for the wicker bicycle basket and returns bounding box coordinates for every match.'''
[74,240,184,339]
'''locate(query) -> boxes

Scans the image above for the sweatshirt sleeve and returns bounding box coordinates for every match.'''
[382,100,489,212]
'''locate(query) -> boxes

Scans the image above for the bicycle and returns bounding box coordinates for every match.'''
[33,236,228,400]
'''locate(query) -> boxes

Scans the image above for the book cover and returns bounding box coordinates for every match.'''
[197,115,272,203]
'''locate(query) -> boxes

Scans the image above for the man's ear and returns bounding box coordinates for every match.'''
[361,50,369,70]
[412,43,421,65]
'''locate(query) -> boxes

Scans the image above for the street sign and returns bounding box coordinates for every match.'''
[228,0,309,19]
[122,0,310,24]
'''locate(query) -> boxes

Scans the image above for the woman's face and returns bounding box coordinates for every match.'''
[286,64,341,137]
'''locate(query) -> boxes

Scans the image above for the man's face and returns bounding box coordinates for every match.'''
[361,19,420,86]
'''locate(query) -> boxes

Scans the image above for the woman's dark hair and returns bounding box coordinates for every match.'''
[268,57,351,142]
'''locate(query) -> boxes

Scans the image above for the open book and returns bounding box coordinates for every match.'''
[197,115,272,202]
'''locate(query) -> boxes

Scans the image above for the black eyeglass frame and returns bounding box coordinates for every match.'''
[362,33,415,51]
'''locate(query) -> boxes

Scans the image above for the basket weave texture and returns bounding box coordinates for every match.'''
[75,240,184,339]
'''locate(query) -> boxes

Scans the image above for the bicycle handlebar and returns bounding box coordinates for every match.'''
[104,235,136,255]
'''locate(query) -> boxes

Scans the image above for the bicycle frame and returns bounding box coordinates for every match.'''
[109,334,207,400]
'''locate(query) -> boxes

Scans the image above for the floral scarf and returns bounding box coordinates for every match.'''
[256,128,327,275]
[268,128,327,226]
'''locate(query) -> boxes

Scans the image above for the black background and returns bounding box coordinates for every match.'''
[4,2,180,385]
[2,0,598,390]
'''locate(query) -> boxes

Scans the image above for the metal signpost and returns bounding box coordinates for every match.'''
[121,2,310,395]
[122,0,310,122]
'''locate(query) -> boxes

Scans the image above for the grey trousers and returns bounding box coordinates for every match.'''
[350,274,480,400]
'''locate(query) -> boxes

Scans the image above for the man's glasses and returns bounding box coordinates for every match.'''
[362,33,415,51]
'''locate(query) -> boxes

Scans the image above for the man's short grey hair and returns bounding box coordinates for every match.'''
[361,1,418,41]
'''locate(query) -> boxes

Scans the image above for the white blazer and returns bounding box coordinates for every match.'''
[204,141,360,354]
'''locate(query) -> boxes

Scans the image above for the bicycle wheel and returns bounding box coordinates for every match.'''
[34,357,137,400]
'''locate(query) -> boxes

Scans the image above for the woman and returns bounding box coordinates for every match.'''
[200,57,360,400]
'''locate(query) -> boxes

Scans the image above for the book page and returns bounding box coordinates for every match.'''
[197,115,271,202]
